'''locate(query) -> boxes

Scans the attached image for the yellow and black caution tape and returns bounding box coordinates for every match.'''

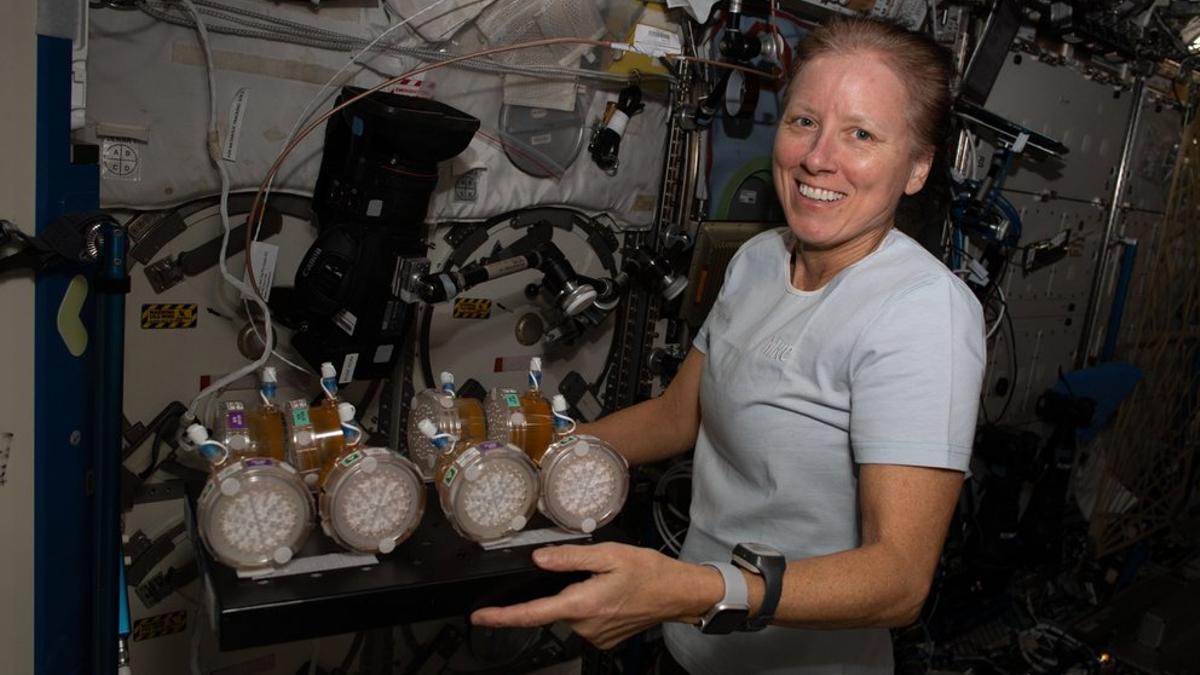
[141,303,198,329]
[452,297,492,320]
[131,609,188,642]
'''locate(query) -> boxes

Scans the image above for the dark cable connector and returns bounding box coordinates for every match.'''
[589,84,645,175]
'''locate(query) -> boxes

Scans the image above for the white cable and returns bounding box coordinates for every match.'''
[986,285,1007,339]
[179,0,275,419]
[653,460,692,555]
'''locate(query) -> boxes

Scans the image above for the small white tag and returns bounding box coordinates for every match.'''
[245,242,278,302]
[632,24,682,58]
[236,551,377,579]
[478,527,591,550]
[339,354,358,384]
[100,139,143,183]
[334,309,358,336]
[222,88,249,162]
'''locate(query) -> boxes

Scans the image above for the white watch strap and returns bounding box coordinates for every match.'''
[701,561,748,607]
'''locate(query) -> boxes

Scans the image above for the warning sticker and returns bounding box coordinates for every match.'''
[141,304,198,329]
[453,298,492,319]
[131,609,188,642]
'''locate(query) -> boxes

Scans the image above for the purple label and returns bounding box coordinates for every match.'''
[227,411,247,429]
[244,458,273,467]
[477,441,503,452]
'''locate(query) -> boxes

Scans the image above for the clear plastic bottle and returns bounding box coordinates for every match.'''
[485,358,555,464]
[406,371,487,479]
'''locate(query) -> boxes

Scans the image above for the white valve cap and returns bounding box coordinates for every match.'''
[418,418,439,440]
[551,394,569,414]
[378,538,396,555]
[262,366,278,383]
[273,546,294,565]
[320,362,337,379]
[439,371,455,387]
[186,423,210,447]
[338,402,357,423]
[529,357,542,373]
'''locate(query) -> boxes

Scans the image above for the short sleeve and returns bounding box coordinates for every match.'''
[692,239,753,355]
[849,275,985,471]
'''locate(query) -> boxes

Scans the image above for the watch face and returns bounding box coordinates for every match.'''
[738,542,780,557]
[702,606,750,634]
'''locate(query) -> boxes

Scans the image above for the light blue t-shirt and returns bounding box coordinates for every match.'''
[664,227,985,674]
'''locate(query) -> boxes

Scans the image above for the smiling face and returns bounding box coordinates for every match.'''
[773,51,932,263]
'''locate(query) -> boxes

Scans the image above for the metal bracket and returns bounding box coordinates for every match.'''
[394,257,431,303]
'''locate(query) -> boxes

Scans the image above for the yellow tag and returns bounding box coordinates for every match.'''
[452,297,492,319]
[131,610,188,642]
[140,303,198,329]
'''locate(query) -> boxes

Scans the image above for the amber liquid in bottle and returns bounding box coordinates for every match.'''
[517,390,554,464]
[309,397,347,485]
[454,397,489,446]
[247,403,286,462]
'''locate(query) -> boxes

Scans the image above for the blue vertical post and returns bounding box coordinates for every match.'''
[1100,239,1138,362]
[34,34,102,675]
[94,223,127,675]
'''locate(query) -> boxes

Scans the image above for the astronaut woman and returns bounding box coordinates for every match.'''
[473,17,986,675]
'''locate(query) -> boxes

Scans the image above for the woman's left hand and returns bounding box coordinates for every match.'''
[470,542,718,649]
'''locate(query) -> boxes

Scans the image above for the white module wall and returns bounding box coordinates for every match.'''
[972,55,1175,424]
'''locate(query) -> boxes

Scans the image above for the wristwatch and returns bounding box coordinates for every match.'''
[697,562,750,634]
[732,543,786,631]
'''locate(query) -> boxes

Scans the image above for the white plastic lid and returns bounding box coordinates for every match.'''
[262,366,278,383]
[220,477,240,496]
[378,538,396,555]
[338,402,357,423]
[417,418,439,440]
[551,394,568,414]
[320,362,337,379]
[529,357,542,373]
[186,423,210,446]
[273,546,294,565]
[440,371,455,387]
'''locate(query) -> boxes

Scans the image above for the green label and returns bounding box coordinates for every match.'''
[443,466,458,486]
[291,408,311,427]
[504,393,520,407]
[341,451,362,467]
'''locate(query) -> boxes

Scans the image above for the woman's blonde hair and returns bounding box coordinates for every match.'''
[788,17,954,157]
